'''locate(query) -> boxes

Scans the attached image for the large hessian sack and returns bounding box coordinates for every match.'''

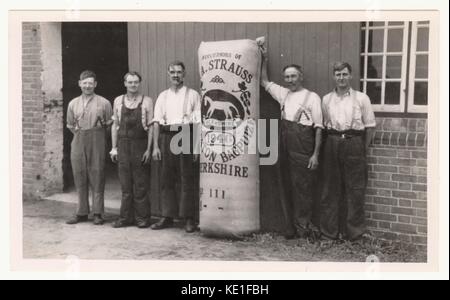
[198,39,261,238]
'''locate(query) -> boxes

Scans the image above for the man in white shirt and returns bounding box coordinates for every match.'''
[151,61,201,233]
[110,71,154,229]
[259,43,323,239]
[320,61,376,241]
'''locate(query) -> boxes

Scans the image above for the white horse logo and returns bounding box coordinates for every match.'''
[204,96,239,120]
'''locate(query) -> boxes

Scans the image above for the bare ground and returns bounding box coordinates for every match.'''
[23,200,426,262]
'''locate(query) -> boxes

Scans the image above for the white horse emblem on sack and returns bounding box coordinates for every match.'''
[204,96,239,120]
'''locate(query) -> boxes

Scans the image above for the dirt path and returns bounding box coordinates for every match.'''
[23,200,426,262]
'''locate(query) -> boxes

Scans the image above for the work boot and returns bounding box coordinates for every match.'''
[93,214,104,225]
[150,217,173,230]
[112,219,132,228]
[136,221,151,229]
[184,218,197,233]
[66,215,88,225]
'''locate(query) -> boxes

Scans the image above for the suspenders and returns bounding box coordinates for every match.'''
[281,90,311,124]
[162,87,191,125]
[326,89,358,130]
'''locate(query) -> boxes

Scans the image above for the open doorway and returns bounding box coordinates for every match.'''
[61,22,128,201]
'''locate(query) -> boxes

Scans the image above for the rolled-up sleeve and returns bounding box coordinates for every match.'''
[66,100,75,130]
[151,92,165,124]
[103,99,113,126]
[191,90,202,124]
[142,96,154,130]
[265,81,289,106]
[310,93,324,129]
[112,97,121,129]
[361,94,376,128]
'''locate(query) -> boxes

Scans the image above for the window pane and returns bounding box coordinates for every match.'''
[360,30,366,52]
[367,56,383,79]
[417,27,429,52]
[370,22,385,27]
[415,55,428,78]
[388,21,404,26]
[414,82,428,105]
[386,56,402,78]
[418,21,430,25]
[387,29,404,52]
[368,29,384,53]
[366,81,382,104]
[360,56,365,78]
[385,82,401,105]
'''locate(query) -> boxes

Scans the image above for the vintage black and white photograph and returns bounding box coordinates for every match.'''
[8,7,446,276]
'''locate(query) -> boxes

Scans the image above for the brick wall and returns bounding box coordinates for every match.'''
[366,117,427,248]
[22,22,45,200]
[22,22,63,200]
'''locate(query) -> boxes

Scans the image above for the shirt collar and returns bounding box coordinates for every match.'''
[81,94,96,104]
[169,84,186,94]
[333,87,352,98]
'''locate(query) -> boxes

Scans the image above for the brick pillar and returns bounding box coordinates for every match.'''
[22,22,63,200]
[366,117,428,248]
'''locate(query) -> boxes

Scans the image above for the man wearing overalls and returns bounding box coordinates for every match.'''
[66,70,113,225]
[151,61,201,233]
[109,71,154,228]
[259,44,323,239]
[320,62,376,241]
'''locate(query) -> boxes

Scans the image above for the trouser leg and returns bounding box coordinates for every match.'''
[289,163,316,235]
[320,136,342,239]
[160,133,179,218]
[87,128,106,215]
[179,153,197,219]
[118,139,134,223]
[131,139,151,224]
[343,137,367,240]
[279,126,295,237]
[287,125,316,236]
[71,133,89,216]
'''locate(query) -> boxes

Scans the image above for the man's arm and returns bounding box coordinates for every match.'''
[142,124,154,164]
[365,127,375,153]
[66,101,76,134]
[109,99,119,162]
[141,96,154,164]
[259,44,269,87]
[308,128,322,170]
[361,94,376,153]
[152,122,161,161]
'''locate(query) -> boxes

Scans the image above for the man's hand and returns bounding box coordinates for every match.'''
[152,147,162,161]
[308,154,319,170]
[142,149,151,165]
[110,148,118,163]
[256,37,267,60]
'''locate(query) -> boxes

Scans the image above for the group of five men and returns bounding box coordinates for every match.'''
[65,43,375,241]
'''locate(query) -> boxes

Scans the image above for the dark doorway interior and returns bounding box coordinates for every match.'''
[61,22,128,191]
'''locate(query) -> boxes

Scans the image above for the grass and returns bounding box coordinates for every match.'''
[242,232,427,262]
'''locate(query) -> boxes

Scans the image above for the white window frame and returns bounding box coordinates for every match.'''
[407,21,429,113]
[360,21,409,112]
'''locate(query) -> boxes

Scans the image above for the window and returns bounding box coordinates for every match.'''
[360,21,429,113]
[408,21,429,113]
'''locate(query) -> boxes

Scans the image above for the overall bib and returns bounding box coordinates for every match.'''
[117,96,151,225]
[279,91,318,237]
